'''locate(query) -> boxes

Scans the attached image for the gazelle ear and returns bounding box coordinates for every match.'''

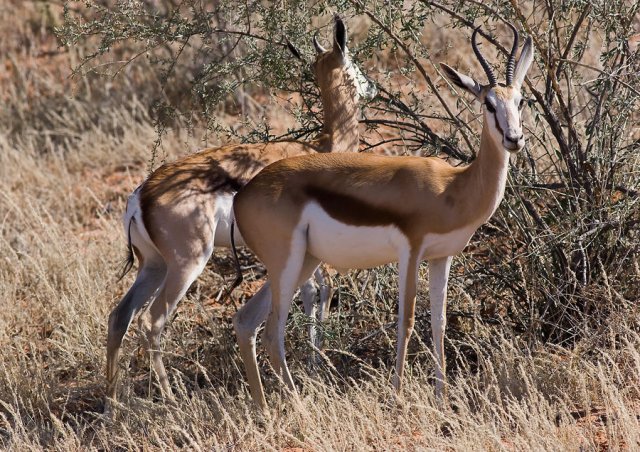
[333,14,347,56]
[513,36,534,88]
[440,63,482,99]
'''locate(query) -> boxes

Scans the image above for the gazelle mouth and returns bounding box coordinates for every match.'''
[491,115,523,153]
[503,141,524,153]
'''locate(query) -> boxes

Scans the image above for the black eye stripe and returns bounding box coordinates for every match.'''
[485,105,522,138]
[483,101,503,135]
[493,111,504,136]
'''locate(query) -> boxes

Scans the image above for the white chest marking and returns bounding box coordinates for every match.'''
[420,224,478,260]
[300,202,410,270]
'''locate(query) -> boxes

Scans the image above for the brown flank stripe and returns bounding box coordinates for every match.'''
[304,185,409,230]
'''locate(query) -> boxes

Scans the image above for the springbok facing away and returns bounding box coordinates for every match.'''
[105,15,376,408]
[232,24,534,410]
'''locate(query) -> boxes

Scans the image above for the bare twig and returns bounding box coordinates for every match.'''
[348,0,475,156]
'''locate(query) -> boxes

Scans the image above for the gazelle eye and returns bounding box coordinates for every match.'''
[485,102,496,113]
[519,98,526,109]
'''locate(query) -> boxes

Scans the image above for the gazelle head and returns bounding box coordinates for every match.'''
[312,15,378,101]
[287,15,377,101]
[440,24,534,153]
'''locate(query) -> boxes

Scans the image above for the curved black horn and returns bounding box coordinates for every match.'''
[313,33,327,54]
[284,37,302,61]
[505,23,519,86]
[472,26,497,87]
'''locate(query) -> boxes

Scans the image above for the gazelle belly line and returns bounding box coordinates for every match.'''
[300,202,410,270]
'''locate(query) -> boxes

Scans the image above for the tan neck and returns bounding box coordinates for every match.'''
[316,69,360,153]
[459,119,510,222]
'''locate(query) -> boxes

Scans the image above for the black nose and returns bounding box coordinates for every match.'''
[505,134,523,144]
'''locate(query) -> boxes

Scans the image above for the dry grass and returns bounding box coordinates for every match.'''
[0,2,638,450]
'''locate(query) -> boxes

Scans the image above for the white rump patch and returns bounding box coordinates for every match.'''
[123,186,161,258]
[213,192,245,247]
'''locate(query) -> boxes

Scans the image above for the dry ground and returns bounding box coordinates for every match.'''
[0,2,638,450]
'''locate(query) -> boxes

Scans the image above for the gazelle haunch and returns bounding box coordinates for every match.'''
[105,15,376,407]
[232,24,534,409]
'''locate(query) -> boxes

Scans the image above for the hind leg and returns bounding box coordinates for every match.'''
[106,258,166,404]
[234,253,320,410]
[138,257,210,399]
[233,282,272,410]
[314,265,334,351]
[263,253,321,393]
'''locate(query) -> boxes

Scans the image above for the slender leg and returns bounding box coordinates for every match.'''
[301,266,334,367]
[428,256,452,401]
[300,278,319,350]
[263,253,321,394]
[315,266,334,324]
[139,257,210,399]
[234,253,319,411]
[233,282,272,410]
[106,262,166,404]
[393,252,420,391]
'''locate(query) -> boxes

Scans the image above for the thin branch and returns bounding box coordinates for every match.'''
[556,4,591,78]
[374,85,473,162]
[558,59,640,96]
[509,0,585,188]
[348,0,475,155]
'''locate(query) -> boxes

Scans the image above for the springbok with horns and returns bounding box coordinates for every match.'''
[105,15,376,408]
[232,24,534,409]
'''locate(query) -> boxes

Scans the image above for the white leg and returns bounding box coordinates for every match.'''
[315,266,334,323]
[304,267,334,367]
[263,252,320,394]
[300,278,319,349]
[393,252,420,391]
[429,256,452,401]
[314,266,334,366]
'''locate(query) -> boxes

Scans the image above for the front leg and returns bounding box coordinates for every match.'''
[393,251,420,391]
[428,256,452,401]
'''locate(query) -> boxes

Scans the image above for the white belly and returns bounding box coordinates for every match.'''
[301,202,408,269]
